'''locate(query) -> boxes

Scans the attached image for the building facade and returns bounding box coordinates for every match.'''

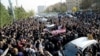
[38,6,46,13]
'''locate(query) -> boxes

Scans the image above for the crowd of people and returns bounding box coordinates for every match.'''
[0,12,100,56]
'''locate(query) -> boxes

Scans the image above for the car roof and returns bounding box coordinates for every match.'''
[71,37,98,51]
[45,24,55,28]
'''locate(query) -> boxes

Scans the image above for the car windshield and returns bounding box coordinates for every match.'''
[62,43,82,56]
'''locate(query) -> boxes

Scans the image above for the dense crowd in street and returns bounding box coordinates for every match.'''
[0,12,100,56]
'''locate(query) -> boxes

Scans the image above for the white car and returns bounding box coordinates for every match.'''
[66,13,73,18]
[44,24,55,31]
[36,17,48,22]
[45,24,55,28]
[61,37,98,56]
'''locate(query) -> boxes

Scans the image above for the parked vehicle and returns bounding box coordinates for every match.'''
[61,37,98,56]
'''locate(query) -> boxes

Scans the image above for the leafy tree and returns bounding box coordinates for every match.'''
[27,10,34,17]
[0,3,12,28]
[45,3,67,13]
[14,6,28,20]
[80,0,100,11]
[14,6,34,20]
[80,0,93,9]
[61,4,67,12]
[8,7,12,15]
[92,0,100,12]
[0,3,35,28]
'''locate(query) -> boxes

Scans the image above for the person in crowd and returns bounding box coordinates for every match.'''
[0,12,100,56]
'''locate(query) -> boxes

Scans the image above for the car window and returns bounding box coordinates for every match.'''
[62,43,81,56]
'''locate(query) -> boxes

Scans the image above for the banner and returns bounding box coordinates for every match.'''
[51,29,66,35]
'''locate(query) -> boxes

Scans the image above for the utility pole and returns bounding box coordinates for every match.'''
[0,0,1,28]
[16,0,18,7]
[8,0,16,23]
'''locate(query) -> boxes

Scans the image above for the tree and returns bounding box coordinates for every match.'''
[0,3,35,28]
[8,7,12,15]
[60,3,67,12]
[0,2,12,27]
[27,10,34,17]
[80,0,100,11]
[80,0,93,9]
[14,6,28,19]
[14,6,35,20]
[92,0,100,12]
[45,2,67,13]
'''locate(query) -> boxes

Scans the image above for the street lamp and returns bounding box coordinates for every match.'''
[8,0,16,23]
[16,0,18,7]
